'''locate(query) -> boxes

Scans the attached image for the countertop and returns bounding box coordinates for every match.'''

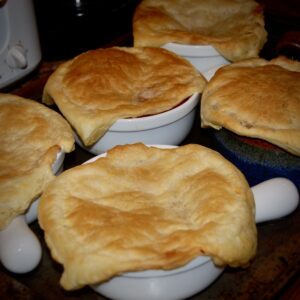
[1,1,300,298]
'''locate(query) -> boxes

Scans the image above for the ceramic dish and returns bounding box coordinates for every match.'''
[213,129,300,189]
[84,145,299,300]
[202,66,300,189]
[75,93,199,155]
[162,43,230,73]
[0,150,65,274]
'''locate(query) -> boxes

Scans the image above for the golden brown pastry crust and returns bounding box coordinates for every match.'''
[42,47,206,146]
[133,0,267,62]
[38,143,256,290]
[201,56,300,156]
[0,93,74,230]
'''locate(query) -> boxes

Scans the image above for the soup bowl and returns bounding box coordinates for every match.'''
[202,65,300,190]
[0,150,65,274]
[75,93,200,155]
[162,43,230,74]
[85,146,299,300]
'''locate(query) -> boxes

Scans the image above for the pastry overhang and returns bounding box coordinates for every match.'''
[0,93,75,230]
[38,143,256,290]
[133,0,267,61]
[201,56,300,156]
[42,47,206,146]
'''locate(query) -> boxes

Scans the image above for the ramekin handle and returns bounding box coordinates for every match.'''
[252,177,299,223]
[0,215,42,273]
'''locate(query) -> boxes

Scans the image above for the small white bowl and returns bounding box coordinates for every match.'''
[75,93,199,155]
[0,150,65,274]
[92,256,223,300]
[162,43,230,73]
[85,146,299,300]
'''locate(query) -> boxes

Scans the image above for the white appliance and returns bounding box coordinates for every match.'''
[0,0,41,89]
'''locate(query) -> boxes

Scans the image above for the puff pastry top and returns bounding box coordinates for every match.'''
[42,47,206,146]
[201,56,300,156]
[0,93,74,230]
[133,0,267,61]
[38,143,256,290]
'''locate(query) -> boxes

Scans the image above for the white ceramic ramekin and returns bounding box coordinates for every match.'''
[92,255,223,300]
[76,93,199,155]
[85,147,299,300]
[162,43,230,74]
[0,150,65,274]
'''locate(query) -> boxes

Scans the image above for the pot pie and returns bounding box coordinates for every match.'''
[133,0,267,62]
[38,143,257,290]
[201,56,300,156]
[42,47,206,147]
[0,93,74,230]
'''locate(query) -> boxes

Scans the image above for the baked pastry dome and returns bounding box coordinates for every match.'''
[201,56,300,156]
[133,0,267,61]
[42,47,206,146]
[0,93,75,230]
[38,143,256,290]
